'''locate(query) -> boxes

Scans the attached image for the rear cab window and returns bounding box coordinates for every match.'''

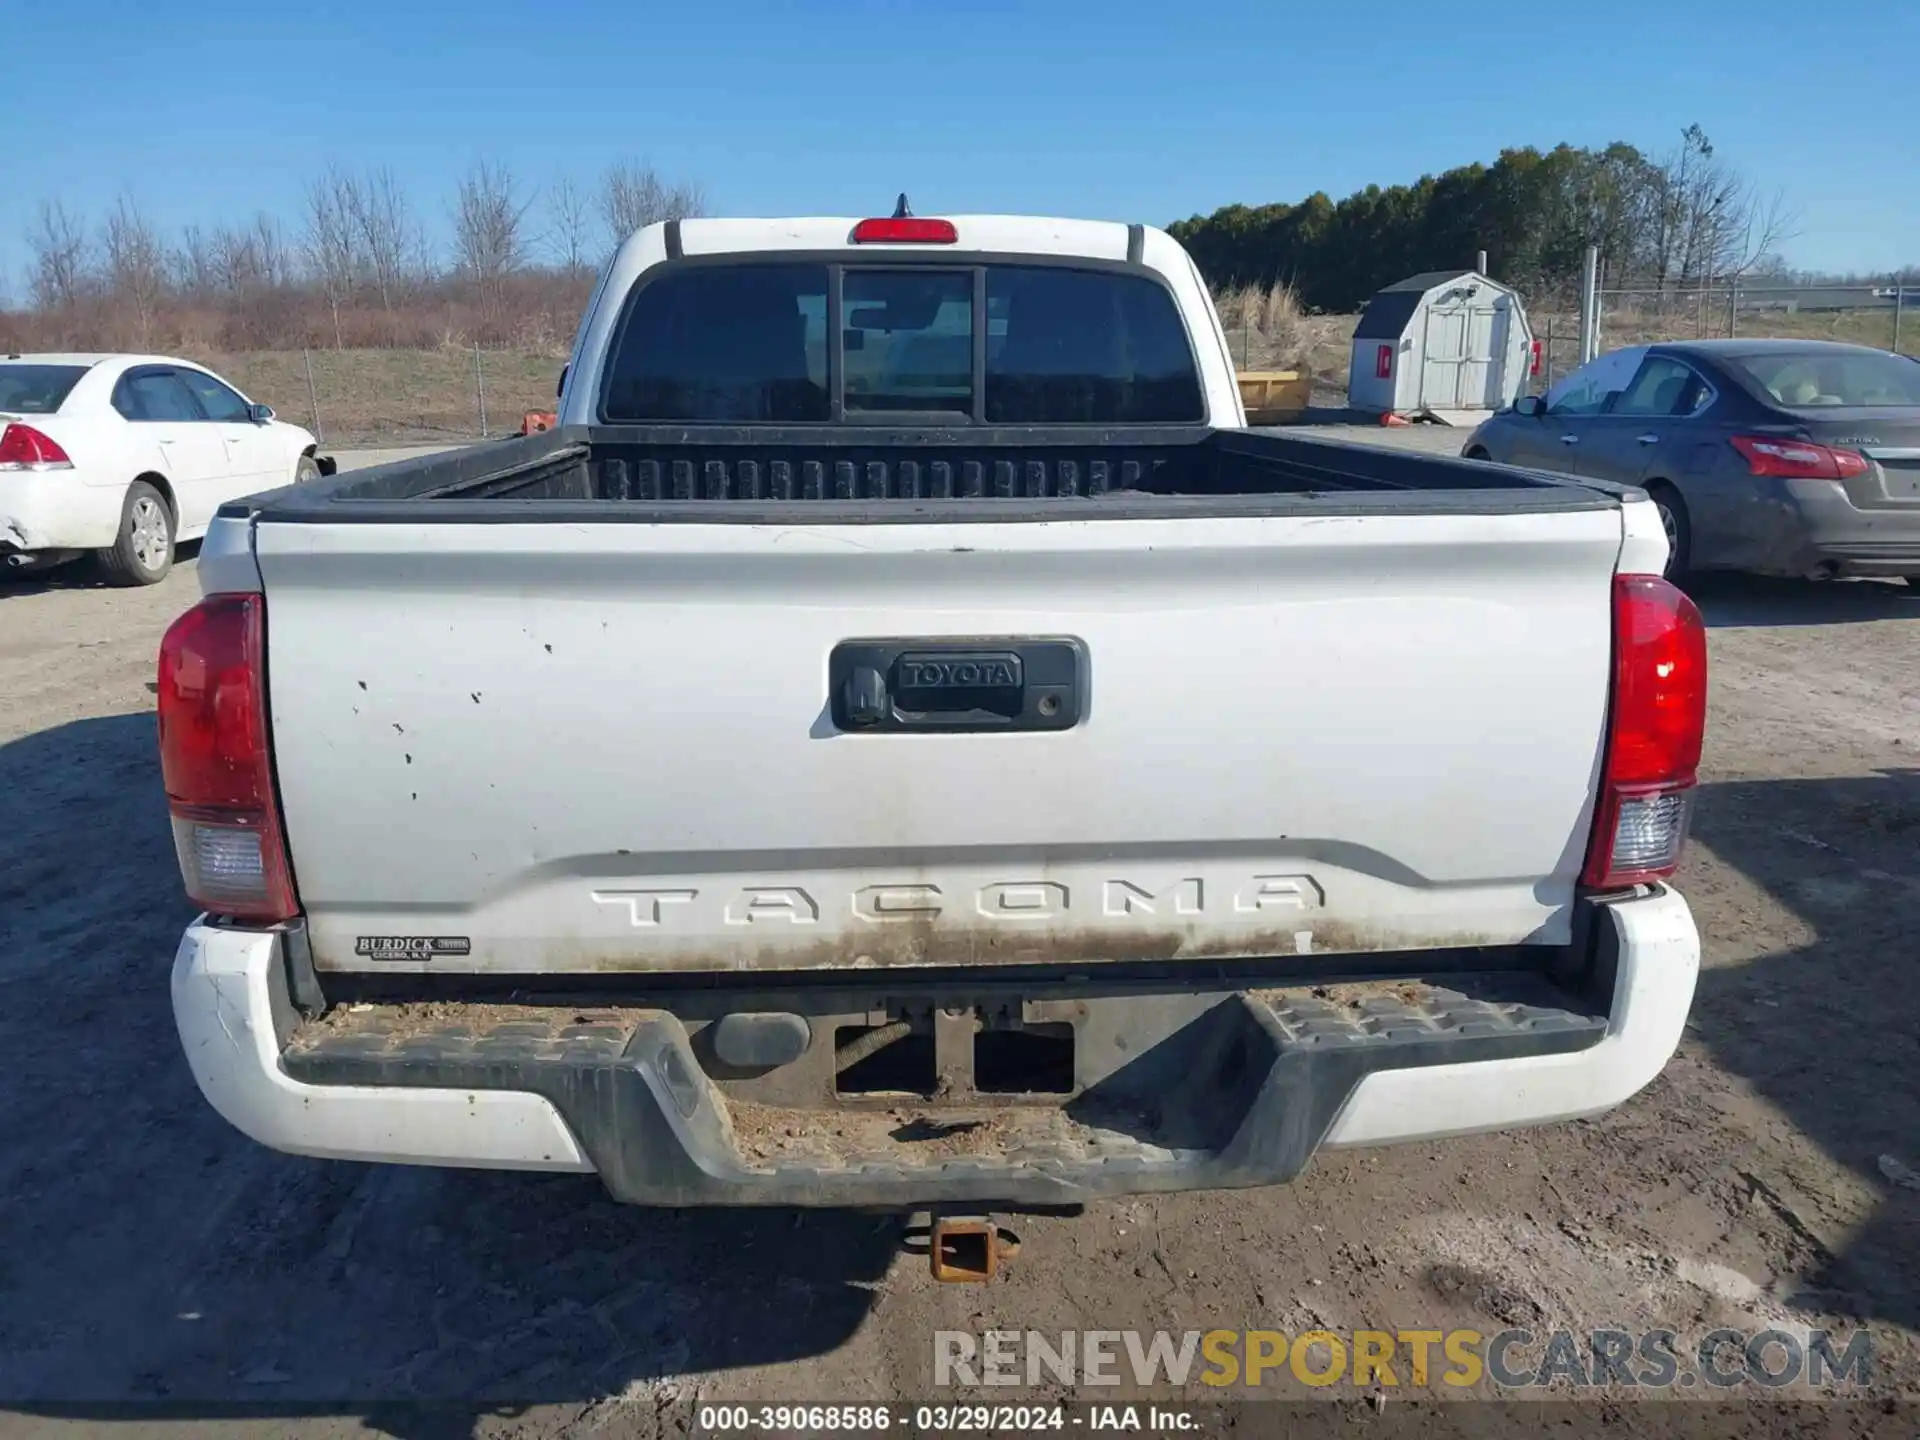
[0,364,90,415]
[601,261,1204,424]
[845,270,972,415]
[1729,350,1920,408]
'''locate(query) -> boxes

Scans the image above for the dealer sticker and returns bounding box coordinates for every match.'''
[354,936,472,962]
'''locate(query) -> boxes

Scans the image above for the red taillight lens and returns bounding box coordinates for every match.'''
[1530,340,1542,377]
[851,217,958,244]
[1729,434,1868,480]
[1582,575,1708,891]
[157,593,299,924]
[0,422,73,468]
[1375,344,1393,380]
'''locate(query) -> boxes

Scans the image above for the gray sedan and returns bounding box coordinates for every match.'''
[1463,339,1920,586]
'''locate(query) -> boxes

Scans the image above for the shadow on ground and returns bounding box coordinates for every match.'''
[1686,769,1920,1333]
[0,541,201,598]
[6,721,1918,1434]
[1686,574,1917,629]
[0,712,894,1436]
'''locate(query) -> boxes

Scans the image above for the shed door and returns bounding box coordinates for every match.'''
[1421,299,1503,409]
[1473,298,1512,407]
[1417,304,1467,408]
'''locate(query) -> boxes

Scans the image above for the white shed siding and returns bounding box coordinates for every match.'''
[1349,272,1535,417]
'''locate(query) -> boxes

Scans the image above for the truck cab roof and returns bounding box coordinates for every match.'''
[645,214,1150,261]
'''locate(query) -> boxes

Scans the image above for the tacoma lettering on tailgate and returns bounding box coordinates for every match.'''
[591,875,1323,927]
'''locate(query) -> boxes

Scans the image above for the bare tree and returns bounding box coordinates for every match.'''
[250,213,291,291]
[544,175,594,277]
[599,160,704,252]
[26,200,90,312]
[453,160,533,334]
[101,194,169,348]
[205,213,290,297]
[1643,126,1796,288]
[346,166,420,324]
[212,225,254,296]
[1714,187,1798,284]
[453,161,531,280]
[303,166,360,348]
[175,224,220,298]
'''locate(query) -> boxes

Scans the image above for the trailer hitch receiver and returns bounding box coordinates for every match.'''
[930,1216,1002,1282]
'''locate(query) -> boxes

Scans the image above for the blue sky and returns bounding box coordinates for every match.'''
[4,0,1915,295]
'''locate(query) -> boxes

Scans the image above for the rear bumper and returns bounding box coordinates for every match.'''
[1773,481,1920,578]
[0,473,124,554]
[1803,540,1920,578]
[171,888,1699,1206]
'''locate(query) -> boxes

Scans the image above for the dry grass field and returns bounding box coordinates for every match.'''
[190,292,1920,445]
[200,347,567,445]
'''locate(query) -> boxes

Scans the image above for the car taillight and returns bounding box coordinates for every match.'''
[1730,434,1868,480]
[851,217,958,244]
[156,593,299,924]
[0,422,73,469]
[1581,574,1708,891]
[1375,344,1393,380]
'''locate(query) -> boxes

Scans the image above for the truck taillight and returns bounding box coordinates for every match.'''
[851,217,958,244]
[1375,344,1393,380]
[156,593,299,924]
[1581,575,1707,891]
[1529,340,1542,377]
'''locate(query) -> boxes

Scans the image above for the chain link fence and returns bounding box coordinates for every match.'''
[1531,283,1916,395]
[203,346,568,448]
[1596,282,1912,354]
[195,281,1917,443]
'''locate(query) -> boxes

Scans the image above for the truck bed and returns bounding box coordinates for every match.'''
[231,423,1622,522]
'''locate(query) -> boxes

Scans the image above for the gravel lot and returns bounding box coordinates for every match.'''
[2,442,1916,1436]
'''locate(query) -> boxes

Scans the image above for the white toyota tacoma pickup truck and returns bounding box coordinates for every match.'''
[165,210,1705,1217]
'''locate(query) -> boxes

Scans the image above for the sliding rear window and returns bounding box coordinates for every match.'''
[600,261,1203,424]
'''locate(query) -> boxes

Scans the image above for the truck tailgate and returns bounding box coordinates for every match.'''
[256,508,1622,974]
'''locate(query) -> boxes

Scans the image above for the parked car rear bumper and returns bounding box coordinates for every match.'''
[1778,480,1920,578]
[172,889,1699,1207]
[0,473,126,554]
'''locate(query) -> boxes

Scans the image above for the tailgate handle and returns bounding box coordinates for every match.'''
[829,638,1085,734]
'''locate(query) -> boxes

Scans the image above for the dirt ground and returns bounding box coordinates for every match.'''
[1,444,1916,1437]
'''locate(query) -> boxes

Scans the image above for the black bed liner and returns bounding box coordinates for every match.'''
[227,423,1630,527]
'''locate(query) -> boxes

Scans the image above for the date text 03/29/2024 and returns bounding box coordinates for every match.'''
[694,1405,1194,1433]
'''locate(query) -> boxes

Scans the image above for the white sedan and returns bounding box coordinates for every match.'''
[0,353,328,585]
